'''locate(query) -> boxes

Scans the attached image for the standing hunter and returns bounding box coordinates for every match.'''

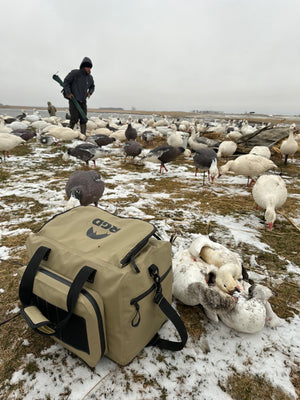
[63,57,95,136]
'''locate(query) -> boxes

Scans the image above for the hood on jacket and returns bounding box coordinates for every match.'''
[80,57,93,69]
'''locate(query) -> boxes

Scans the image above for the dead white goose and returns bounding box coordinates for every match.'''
[252,174,288,230]
[218,283,282,333]
[172,235,243,322]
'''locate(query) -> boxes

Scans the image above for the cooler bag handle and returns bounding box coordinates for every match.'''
[19,246,96,336]
[148,264,188,351]
[19,246,51,306]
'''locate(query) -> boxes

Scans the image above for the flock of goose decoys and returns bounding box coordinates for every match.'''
[1,110,298,231]
[1,109,298,333]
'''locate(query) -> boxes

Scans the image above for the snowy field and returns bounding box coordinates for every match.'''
[0,115,299,400]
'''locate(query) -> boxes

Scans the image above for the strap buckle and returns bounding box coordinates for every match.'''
[148,264,162,304]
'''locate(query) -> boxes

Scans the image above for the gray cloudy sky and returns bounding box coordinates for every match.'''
[1,0,300,115]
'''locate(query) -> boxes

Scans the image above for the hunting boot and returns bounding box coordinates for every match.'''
[80,123,87,136]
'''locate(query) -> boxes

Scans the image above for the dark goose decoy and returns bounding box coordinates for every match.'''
[125,123,137,141]
[63,143,108,167]
[124,141,143,161]
[11,129,36,141]
[65,170,105,207]
[193,148,218,184]
[141,130,156,143]
[87,134,116,147]
[142,144,185,173]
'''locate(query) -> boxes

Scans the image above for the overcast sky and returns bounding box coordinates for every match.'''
[1,0,300,115]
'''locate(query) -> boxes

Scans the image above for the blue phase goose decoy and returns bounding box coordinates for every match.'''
[65,170,105,207]
[63,143,108,167]
[141,144,185,173]
[193,148,218,184]
[87,134,116,147]
[12,129,36,141]
[141,129,156,143]
[188,126,219,151]
[124,141,143,161]
[125,123,137,141]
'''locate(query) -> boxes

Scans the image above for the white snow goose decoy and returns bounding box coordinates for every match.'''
[167,124,184,147]
[252,174,287,230]
[249,145,271,159]
[45,126,85,144]
[219,154,278,187]
[0,133,25,161]
[217,140,237,158]
[280,124,298,164]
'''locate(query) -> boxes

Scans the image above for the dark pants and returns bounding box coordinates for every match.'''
[69,100,87,135]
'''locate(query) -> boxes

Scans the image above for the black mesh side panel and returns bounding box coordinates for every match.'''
[34,295,90,353]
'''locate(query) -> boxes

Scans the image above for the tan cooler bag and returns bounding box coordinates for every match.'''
[19,206,187,367]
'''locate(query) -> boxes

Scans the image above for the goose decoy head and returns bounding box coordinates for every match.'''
[71,188,82,201]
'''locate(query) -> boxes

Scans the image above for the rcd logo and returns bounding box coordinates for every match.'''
[86,218,120,240]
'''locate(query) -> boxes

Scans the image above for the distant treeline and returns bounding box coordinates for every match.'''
[98,107,124,110]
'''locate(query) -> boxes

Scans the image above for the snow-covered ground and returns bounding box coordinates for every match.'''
[0,130,299,399]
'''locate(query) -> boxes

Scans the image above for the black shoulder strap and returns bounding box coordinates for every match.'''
[148,264,188,351]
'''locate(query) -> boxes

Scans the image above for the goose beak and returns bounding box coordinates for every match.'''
[228,285,241,295]
[268,222,273,230]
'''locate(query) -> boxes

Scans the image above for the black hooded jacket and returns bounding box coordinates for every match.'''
[63,57,95,102]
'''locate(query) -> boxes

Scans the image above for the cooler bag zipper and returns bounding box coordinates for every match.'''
[120,228,158,269]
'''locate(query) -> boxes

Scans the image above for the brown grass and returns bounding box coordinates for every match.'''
[0,113,299,399]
